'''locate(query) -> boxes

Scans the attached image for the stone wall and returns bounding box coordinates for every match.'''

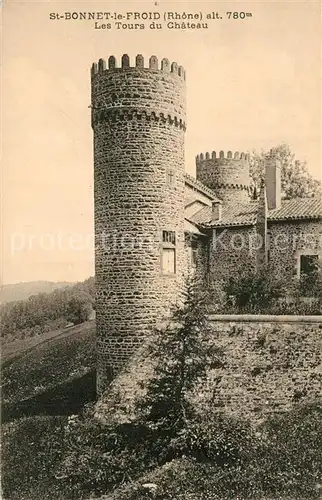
[207,226,257,296]
[92,54,187,394]
[195,151,251,203]
[95,314,322,425]
[267,220,322,281]
[199,220,321,297]
[201,314,322,422]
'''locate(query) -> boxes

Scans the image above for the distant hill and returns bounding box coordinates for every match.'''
[0,281,75,304]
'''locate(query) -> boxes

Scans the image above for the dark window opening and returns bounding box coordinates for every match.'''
[162,230,176,246]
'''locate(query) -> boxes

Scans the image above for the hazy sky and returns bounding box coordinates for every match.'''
[2,0,321,285]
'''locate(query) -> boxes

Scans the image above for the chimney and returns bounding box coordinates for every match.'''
[265,150,281,210]
[212,200,222,222]
[256,178,268,271]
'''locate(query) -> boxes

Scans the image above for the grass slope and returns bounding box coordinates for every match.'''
[1,321,96,421]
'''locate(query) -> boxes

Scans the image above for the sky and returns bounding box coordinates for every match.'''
[1,0,321,285]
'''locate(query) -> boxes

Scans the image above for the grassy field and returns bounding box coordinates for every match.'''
[1,321,96,421]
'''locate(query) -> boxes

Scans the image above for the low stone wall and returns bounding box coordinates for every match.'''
[95,314,322,425]
[203,314,322,421]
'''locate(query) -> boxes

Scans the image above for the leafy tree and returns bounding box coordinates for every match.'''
[136,274,216,439]
[249,143,321,200]
[65,293,92,325]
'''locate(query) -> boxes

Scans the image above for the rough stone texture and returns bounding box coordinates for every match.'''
[91,55,186,394]
[195,151,251,203]
[194,220,321,296]
[95,316,322,425]
[202,317,322,422]
[268,220,321,281]
[208,226,257,295]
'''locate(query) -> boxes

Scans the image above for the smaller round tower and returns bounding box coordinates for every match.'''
[196,150,251,203]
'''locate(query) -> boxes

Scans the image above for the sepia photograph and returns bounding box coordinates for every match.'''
[1,1,322,499]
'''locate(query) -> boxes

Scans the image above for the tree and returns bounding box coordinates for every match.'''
[249,143,321,200]
[136,274,216,437]
[65,293,92,325]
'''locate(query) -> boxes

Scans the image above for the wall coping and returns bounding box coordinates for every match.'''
[208,314,322,324]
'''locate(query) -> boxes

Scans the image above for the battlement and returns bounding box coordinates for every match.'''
[196,151,250,163]
[195,149,251,203]
[91,54,186,80]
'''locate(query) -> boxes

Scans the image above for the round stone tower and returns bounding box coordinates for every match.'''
[196,150,251,203]
[91,54,186,394]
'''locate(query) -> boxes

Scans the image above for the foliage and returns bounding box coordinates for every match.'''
[257,402,322,497]
[1,276,95,343]
[108,403,322,500]
[222,265,322,314]
[223,267,286,313]
[2,272,321,500]
[65,292,93,325]
[249,143,321,200]
[136,274,216,437]
[3,402,321,500]
[55,417,160,500]
[2,415,68,500]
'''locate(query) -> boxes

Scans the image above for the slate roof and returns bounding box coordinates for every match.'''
[189,198,322,228]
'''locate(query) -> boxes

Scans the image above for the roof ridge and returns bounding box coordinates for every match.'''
[184,173,220,200]
[188,197,321,228]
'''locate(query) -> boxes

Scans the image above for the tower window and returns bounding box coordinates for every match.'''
[161,231,176,274]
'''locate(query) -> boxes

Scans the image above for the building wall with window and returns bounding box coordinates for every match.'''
[267,220,322,283]
[189,220,321,299]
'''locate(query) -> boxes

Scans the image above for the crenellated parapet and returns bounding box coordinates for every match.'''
[91,54,186,79]
[196,150,251,204]
[91,54,186,130]
[196,150,250,163]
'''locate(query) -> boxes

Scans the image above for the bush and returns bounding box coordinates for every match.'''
[223,267,286,313]
[222,267,322,315]
[55,417,159,499]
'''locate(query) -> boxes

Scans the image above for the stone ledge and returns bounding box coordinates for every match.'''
[208,314,322,324]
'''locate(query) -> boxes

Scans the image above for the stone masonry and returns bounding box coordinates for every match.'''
[196,151,251,203]
[91,54,186,394]
[91,53,321,397]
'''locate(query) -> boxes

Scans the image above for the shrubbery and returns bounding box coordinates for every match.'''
[2,402,321,500]
[222,266,322,315]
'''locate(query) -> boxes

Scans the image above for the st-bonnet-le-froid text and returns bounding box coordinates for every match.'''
[49,11,253,30]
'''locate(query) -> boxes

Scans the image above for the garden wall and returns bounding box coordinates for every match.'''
[205,314,322,421]
[95,314,322,425]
